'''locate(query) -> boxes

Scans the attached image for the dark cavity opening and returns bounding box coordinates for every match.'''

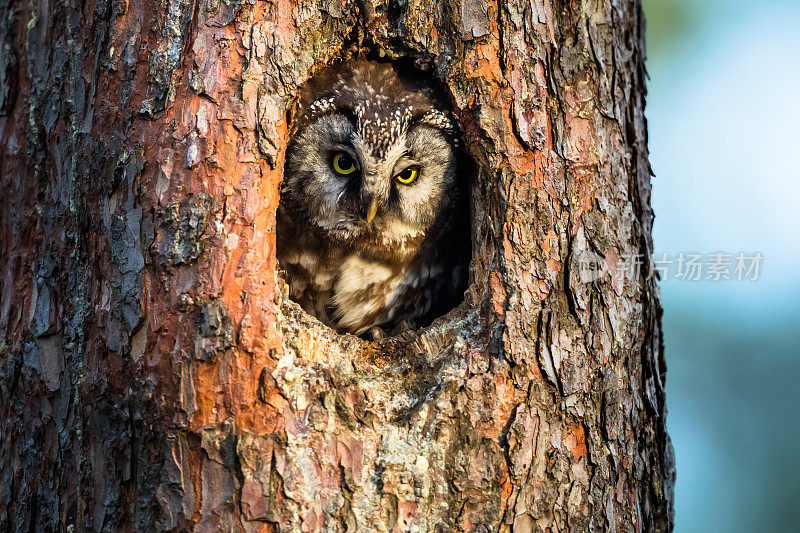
[277,57,474,340]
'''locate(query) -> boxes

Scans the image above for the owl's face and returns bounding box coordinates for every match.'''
[283,63,459,250]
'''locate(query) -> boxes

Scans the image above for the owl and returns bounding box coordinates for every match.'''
[277,60,469,337]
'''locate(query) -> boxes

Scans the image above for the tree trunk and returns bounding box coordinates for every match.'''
[0,0,673,530]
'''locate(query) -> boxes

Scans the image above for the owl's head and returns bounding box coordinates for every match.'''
[282,60,461,251]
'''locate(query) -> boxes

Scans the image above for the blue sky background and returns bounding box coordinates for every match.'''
[643,0,800,530]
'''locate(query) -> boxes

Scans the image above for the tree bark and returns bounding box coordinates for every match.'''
[0,0,674,530]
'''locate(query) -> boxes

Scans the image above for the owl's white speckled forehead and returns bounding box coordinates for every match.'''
[302,60,459,158]
[351,98,414,158]
[306,91,456,158]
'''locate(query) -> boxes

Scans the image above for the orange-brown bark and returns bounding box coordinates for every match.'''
[0,0,673,530]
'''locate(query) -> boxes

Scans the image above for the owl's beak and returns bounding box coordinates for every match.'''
[365,198,378,224]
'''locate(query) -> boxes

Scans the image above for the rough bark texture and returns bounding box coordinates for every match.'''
[0,0,674,531]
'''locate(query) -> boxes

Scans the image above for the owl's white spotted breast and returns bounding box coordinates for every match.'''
[278,207,454,335]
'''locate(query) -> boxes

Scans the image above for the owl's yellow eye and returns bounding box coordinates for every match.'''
[395,166,419,184]
[332,152,357,175]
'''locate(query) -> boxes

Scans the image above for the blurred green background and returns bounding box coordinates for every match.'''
[642,0,800,530]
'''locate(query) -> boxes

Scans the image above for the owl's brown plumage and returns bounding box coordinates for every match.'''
[277,60,469,336]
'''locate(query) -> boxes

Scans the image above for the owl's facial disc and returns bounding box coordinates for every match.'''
[285,109,457,248]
